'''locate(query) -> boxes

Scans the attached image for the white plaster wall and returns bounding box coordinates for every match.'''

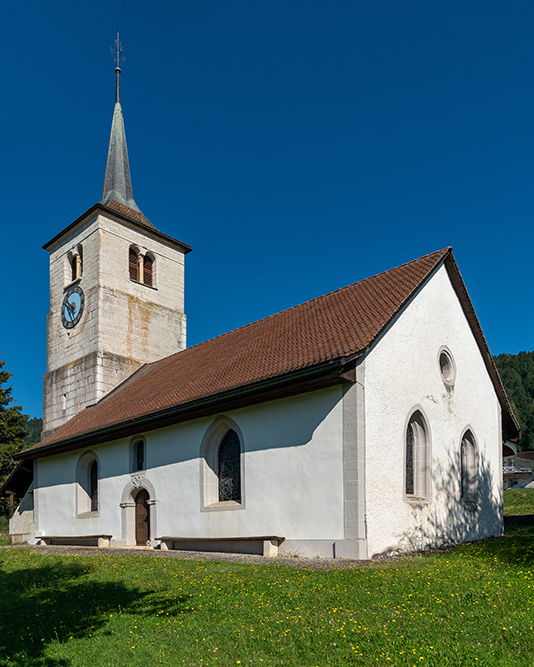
[364,264,502,557]
[9,485,34,542]
[34,386,345,545]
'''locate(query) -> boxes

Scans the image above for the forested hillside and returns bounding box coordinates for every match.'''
[494,351,534,450]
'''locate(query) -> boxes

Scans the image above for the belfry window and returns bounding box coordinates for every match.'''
[143,254,153,287]
[129,247,155,287]
[129,247,140,281]
[68,246,83,283]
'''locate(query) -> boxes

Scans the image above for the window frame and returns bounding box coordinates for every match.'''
[129,246,157,288]
[129,435,147,473]
[404,408,432,503]
[76,451,100,516]
[460,429,479,505]
[438,346,456,387]
[200,417,245,511]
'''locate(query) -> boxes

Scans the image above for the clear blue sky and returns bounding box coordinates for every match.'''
[1,0,533,419]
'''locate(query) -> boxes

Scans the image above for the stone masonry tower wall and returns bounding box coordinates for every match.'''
[42,207,188,438]
[42,34,191,439]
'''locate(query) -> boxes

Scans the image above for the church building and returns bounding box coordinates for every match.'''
[2,40,519,559]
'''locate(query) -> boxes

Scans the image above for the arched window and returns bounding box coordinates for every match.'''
[77,245,83,279]
[143,254,153,287]
[70,255,77,282]
[135,439,145,471]
[405,411,430,499]
[67,246,83,283]
[90,460,98,512]
[461,430,478,503]
[218,429,241,502]
[129,436,147,472]
[129,247,140,281]
[200,418,244,508]
[76,452,99,515]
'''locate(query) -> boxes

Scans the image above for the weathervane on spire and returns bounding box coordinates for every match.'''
[111,27,125,70]
[111,27,125,104]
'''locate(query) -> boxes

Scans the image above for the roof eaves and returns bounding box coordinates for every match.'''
[43,203,192,254]
[17,356,358,460]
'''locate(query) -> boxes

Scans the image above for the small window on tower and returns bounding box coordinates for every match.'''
[143,254,153,287]
[129,247,140,281]
[77,245,83,278]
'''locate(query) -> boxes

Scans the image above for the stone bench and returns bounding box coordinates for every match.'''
[157,535,284,557]
[39,535,112,548]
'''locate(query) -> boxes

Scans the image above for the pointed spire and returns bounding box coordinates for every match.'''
[101,29,141,212]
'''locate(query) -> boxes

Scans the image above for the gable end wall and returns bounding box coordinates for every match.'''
[364,264,502,557]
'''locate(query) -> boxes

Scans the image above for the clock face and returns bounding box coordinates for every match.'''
[61,285,84,329]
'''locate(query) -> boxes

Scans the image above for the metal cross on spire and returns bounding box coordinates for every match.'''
[111,27,125,104]
[111,27,125,70]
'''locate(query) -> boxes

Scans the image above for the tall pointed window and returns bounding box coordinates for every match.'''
[405,411,430,499]
[461,431,478,503]
[90,460,98,512]
[218,430,241,502]
[406,423,415,495]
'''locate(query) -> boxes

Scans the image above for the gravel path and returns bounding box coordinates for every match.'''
[3,543,391,570]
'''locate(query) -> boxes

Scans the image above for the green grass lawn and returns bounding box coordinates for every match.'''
[503,487,534,515]
[1,528,534,667]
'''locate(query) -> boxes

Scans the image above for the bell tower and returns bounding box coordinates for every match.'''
[42,32,191,439]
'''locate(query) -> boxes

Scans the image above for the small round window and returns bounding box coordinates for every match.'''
[439,347,456,386]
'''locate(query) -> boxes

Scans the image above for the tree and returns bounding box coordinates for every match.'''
[494,351,534,451]
[24,417,42,447]
[0,356,28,494]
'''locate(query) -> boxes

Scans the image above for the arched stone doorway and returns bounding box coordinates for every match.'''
[135,489,150,545]
[120,477,157,547]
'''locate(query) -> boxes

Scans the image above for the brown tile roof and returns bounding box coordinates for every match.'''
[22,247,519,458]
[103,199,156,230]
[43,203,192,255]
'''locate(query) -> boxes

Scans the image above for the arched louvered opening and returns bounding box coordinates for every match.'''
[129,247,140,281]
[143,254,153,286]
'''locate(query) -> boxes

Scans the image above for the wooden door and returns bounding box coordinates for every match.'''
[135,489,150,545]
